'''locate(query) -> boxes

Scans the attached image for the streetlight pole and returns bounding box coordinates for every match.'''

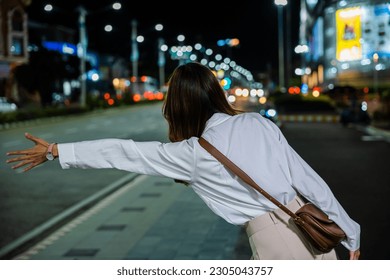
[177,34,185,66]
[131,19,139,79]
[157,37,166,91]
[78,6,88,108]
[275,0,287,91]
[155,23,166,92]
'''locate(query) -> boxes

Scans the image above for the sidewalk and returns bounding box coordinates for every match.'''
[12,175,251,260]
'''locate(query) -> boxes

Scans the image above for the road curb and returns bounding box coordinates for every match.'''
[279,114,340,123]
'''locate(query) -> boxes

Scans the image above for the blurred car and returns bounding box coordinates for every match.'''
[0,97,17,113]
[259,106,282,128]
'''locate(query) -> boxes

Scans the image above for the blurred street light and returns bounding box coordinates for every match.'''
[44,4,53,12]
[217,38,240,59]
[275,0,288,91]
[112,2,121,10]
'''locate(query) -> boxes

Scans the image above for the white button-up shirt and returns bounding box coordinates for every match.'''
[58,112,360,251]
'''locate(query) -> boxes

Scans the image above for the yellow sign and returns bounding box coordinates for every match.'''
[336,7,362,61]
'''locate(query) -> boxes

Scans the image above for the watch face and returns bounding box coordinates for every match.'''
[46,153,54,161]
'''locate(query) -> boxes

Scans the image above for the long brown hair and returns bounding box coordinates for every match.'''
[163,62,239,142]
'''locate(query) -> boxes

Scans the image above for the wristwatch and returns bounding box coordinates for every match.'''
[46,143,56,161]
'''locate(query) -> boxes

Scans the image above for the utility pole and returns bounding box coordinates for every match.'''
[157,37,166,91]
[277,5,285,90]
[131,19,139,79]
[78,6,88,107]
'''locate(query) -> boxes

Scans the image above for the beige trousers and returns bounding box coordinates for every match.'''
[245,196,338,260]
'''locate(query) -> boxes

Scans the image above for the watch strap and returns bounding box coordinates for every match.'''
[46,143,56,160]
[47,143,55,154]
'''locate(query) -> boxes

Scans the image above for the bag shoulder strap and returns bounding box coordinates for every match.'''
[198,137,299,220]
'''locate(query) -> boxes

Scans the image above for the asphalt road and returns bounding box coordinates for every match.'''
[280,122,390,260]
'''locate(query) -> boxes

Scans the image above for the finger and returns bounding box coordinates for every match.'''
[11,159,34,170]
[6,154,37,163]
[23,161,41,172]
[7,150,26,156]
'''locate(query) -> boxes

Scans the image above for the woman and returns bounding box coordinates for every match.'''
[6,62,360,260]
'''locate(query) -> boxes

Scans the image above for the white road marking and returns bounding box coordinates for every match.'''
[361,135,384,141]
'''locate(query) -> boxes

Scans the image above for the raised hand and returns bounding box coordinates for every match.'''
[6,133,52,172]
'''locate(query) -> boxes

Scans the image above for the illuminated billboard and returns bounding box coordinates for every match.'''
[336,7,362,61]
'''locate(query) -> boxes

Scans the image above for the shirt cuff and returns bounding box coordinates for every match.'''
[58,143,76,169]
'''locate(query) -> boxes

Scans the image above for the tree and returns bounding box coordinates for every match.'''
[13,47,91,107]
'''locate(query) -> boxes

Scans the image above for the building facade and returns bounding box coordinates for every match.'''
[300,0,390,93]
[0,0,30,100]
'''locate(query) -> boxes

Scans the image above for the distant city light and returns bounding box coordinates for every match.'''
[361,101,368,111]
[294,44,309,53]
[44,4,53,12]
[160,44,168,52]
[266,109,277,118]
[295,68,304,75]
[194,43,203,50]
[339,1,348,8]
[189,54,197,61]
[217,38,240,47]
[91,73,99,81]
[177,34,185,42]
[137,35,144,43]
[205,48,213,56]
[301,84,309,94]
[274,0,288,6]
[155,24,163,31]
[373,53,379,63]
[375,64,385,71]
[112,2,121,10]
[215,54,223,61]
[227,95,236,103]
[104,25,113,32]
[259,97,267,104]
[312,87,321,97]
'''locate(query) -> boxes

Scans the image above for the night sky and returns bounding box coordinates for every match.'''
[26,0,301,77]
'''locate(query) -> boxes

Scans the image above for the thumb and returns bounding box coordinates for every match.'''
[25,132,37,143]
[25,132,48,146]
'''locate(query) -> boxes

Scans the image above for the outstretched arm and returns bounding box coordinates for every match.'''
[6,133,58,172]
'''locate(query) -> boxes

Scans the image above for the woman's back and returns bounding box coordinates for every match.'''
[192,112,297,225]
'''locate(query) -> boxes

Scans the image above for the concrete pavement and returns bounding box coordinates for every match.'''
[12,174,251,260]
